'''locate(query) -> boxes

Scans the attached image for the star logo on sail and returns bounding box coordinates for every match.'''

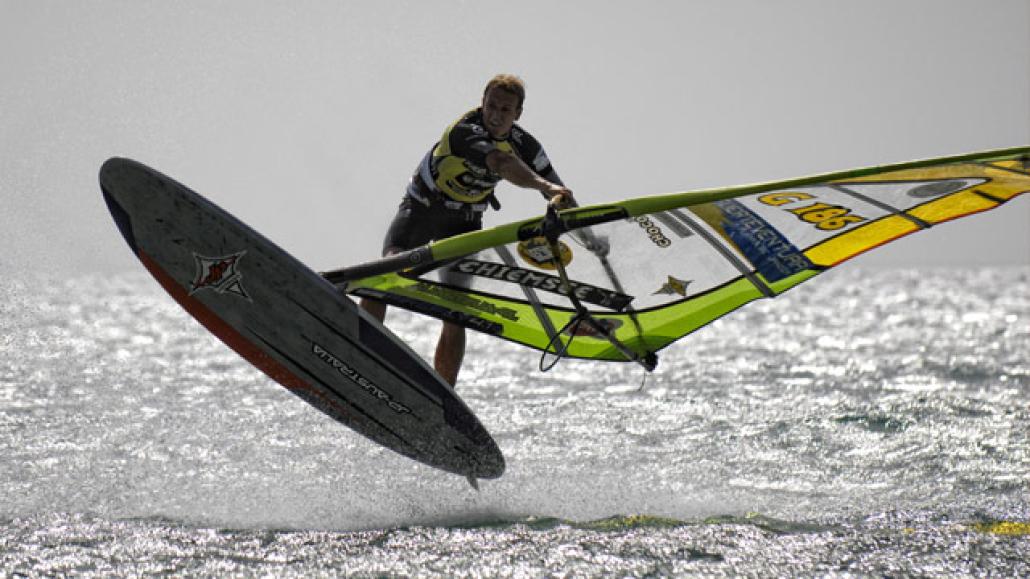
[653,275,691,297]
[190,251,251,300]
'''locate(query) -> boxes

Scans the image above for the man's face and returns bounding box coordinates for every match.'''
[481,87,522,139]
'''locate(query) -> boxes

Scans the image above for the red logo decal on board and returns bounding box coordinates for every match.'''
[190,251,251,300]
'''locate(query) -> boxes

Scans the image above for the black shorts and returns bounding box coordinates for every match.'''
[381,195,483,255]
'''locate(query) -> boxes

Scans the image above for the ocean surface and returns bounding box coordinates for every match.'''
[1,267,1028,576]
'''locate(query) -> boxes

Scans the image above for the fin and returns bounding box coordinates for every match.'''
[466,475,480,491]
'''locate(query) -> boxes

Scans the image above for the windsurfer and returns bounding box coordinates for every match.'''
[359,74,574,386]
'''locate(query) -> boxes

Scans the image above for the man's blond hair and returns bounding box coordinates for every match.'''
[483,74,526,108]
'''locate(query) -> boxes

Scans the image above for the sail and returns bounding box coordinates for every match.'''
[330,147,1030,364]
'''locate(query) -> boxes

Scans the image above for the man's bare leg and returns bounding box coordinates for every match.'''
[358,272,465,385]
[358,247,396,324]
[359,297,386,323]
[357,248,466,386]
[435,321,466,386]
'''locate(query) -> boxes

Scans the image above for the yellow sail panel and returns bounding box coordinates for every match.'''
[985,159,1030,174]
[799,160,1029,266]
[806,216,919,266]
[843,162,1027,203]
[908,189,1000,223]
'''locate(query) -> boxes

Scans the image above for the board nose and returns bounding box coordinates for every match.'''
[100,158,140,255]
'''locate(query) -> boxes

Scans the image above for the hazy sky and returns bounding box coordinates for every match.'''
[1,0,1027,278]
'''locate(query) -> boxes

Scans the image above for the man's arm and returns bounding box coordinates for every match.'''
[486,149,575,207]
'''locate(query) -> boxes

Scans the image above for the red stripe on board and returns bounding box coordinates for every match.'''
[137,250,351,418]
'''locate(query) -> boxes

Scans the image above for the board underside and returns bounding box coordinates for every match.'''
[99,158,504,480]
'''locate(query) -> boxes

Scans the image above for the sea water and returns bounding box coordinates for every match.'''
[1,267,1027,576]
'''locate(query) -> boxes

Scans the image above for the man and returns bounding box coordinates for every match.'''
[360,74,574,386]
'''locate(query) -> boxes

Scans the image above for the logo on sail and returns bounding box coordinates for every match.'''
[453,259,634,311]
[517,237,572,270]
[653,275,691,297]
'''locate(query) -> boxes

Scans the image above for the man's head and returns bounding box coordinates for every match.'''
[481,74,525,139]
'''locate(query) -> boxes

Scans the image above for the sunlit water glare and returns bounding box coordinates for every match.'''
[1,267,1027,575]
